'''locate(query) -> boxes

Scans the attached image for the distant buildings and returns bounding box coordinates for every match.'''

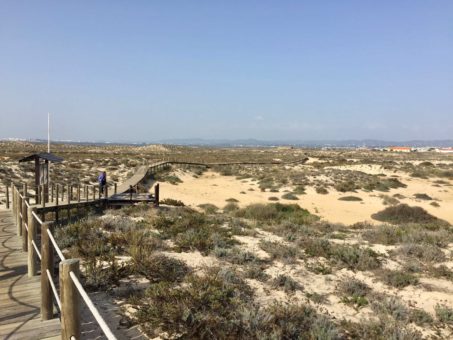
[387,146,413,152]
[436,147,453,153]
[378,146,453,153]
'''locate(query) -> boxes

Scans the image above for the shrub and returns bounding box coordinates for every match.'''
[331,245,381,271]
[198,203,218,214]
[272,274,303,293]
[379,269,419,288]
[153,208,235,253]
[338,196,363,201]
[160,198,185,206]
[435,304,453,324]
[397,243,445,262]
[244,264,271,282]
[371,204,449,226]
[334,181,358,192]
[370,296,409,321]
[281,192,299,200]
[268,196,279,201]
[226,197,239,203]
[259,240,300,263]
[316,186,329,194]
[339,278,370,309]
[224,202,240,212]
[414,193,432,200]
[342,317,422,339]
[299,238,332,258]
[132,254,189,283]
[362,225,403,245]
[293,185,306,194]
[380,194,399,206]
[133,267,253,338]
[82,256,130,291]
[236,203,319,225]
[409,309,434,325]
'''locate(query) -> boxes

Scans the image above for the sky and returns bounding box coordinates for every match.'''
[0,1,452,142]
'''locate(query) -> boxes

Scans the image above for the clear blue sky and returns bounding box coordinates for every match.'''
[1,1,452,142]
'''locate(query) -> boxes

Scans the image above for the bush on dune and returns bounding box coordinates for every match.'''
[235,203,319,225]
[371,204,449,227]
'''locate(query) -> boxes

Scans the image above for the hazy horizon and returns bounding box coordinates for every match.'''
[1,1,452,141]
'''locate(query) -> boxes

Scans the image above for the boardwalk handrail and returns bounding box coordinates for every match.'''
[12,185,117,340]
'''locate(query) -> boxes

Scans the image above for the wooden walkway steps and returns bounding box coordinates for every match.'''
[0,209,60,340]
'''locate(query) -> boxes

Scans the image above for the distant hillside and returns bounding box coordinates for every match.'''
[1,138,452,148]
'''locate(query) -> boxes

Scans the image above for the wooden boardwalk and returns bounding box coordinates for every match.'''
[0,209,60,340]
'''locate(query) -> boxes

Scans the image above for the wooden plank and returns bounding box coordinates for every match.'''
[0,209,60,339]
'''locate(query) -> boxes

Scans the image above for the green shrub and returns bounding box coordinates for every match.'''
[332,245,381,271]
[132,267,254,338]
[197,203,218,214]
[272,274,303,293]
[370,296,409,321]
[160,198,185,206]
[236,203,319,225]
[224,202,239,213]
[281,192,299,200]
[409,308,434,325]
[259,240,300,263]
[379,269,419,288]
[132,254,189,283]
[339,278,370,309]
[397,243,445,262]
[414,193,432,200]
[435,304,453,324]
[153,208,235,253]
[316,186,329,194]
[371,204,449,226]
[338,196,363,201]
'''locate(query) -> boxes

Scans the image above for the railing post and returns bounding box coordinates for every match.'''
[35,185,39,204]
[41,222,54,320]
[55,184,59,223]
[42,187,46,208]
[6,183,9,209]
[67,184,71,222]
[12,186,16,226]
[130,185,133,201]
[154,183,160,207]
[60,259,81,340]
[17,191,22,236]
[114,183,117,195]
[28,207,38,277]
[92,185,96,201]
[11,183,15,213]
[85,185,88,201]
[22,197,28,251]
[51,183,54,202]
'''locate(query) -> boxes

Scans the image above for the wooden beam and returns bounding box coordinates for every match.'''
[60,259,81,340]
[28,206,38,277]
[41,222,54,320]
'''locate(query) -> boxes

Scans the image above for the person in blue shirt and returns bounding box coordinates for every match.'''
[98,171,107,197]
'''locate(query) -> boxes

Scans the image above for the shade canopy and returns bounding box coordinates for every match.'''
[18,153,64,163]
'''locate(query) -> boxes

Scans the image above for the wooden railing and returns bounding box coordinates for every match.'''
[10,184,117,340]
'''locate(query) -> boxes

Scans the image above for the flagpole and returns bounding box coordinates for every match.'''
[48,112,50,153]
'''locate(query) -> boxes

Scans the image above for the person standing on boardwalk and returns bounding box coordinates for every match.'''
[98,171,107,197]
